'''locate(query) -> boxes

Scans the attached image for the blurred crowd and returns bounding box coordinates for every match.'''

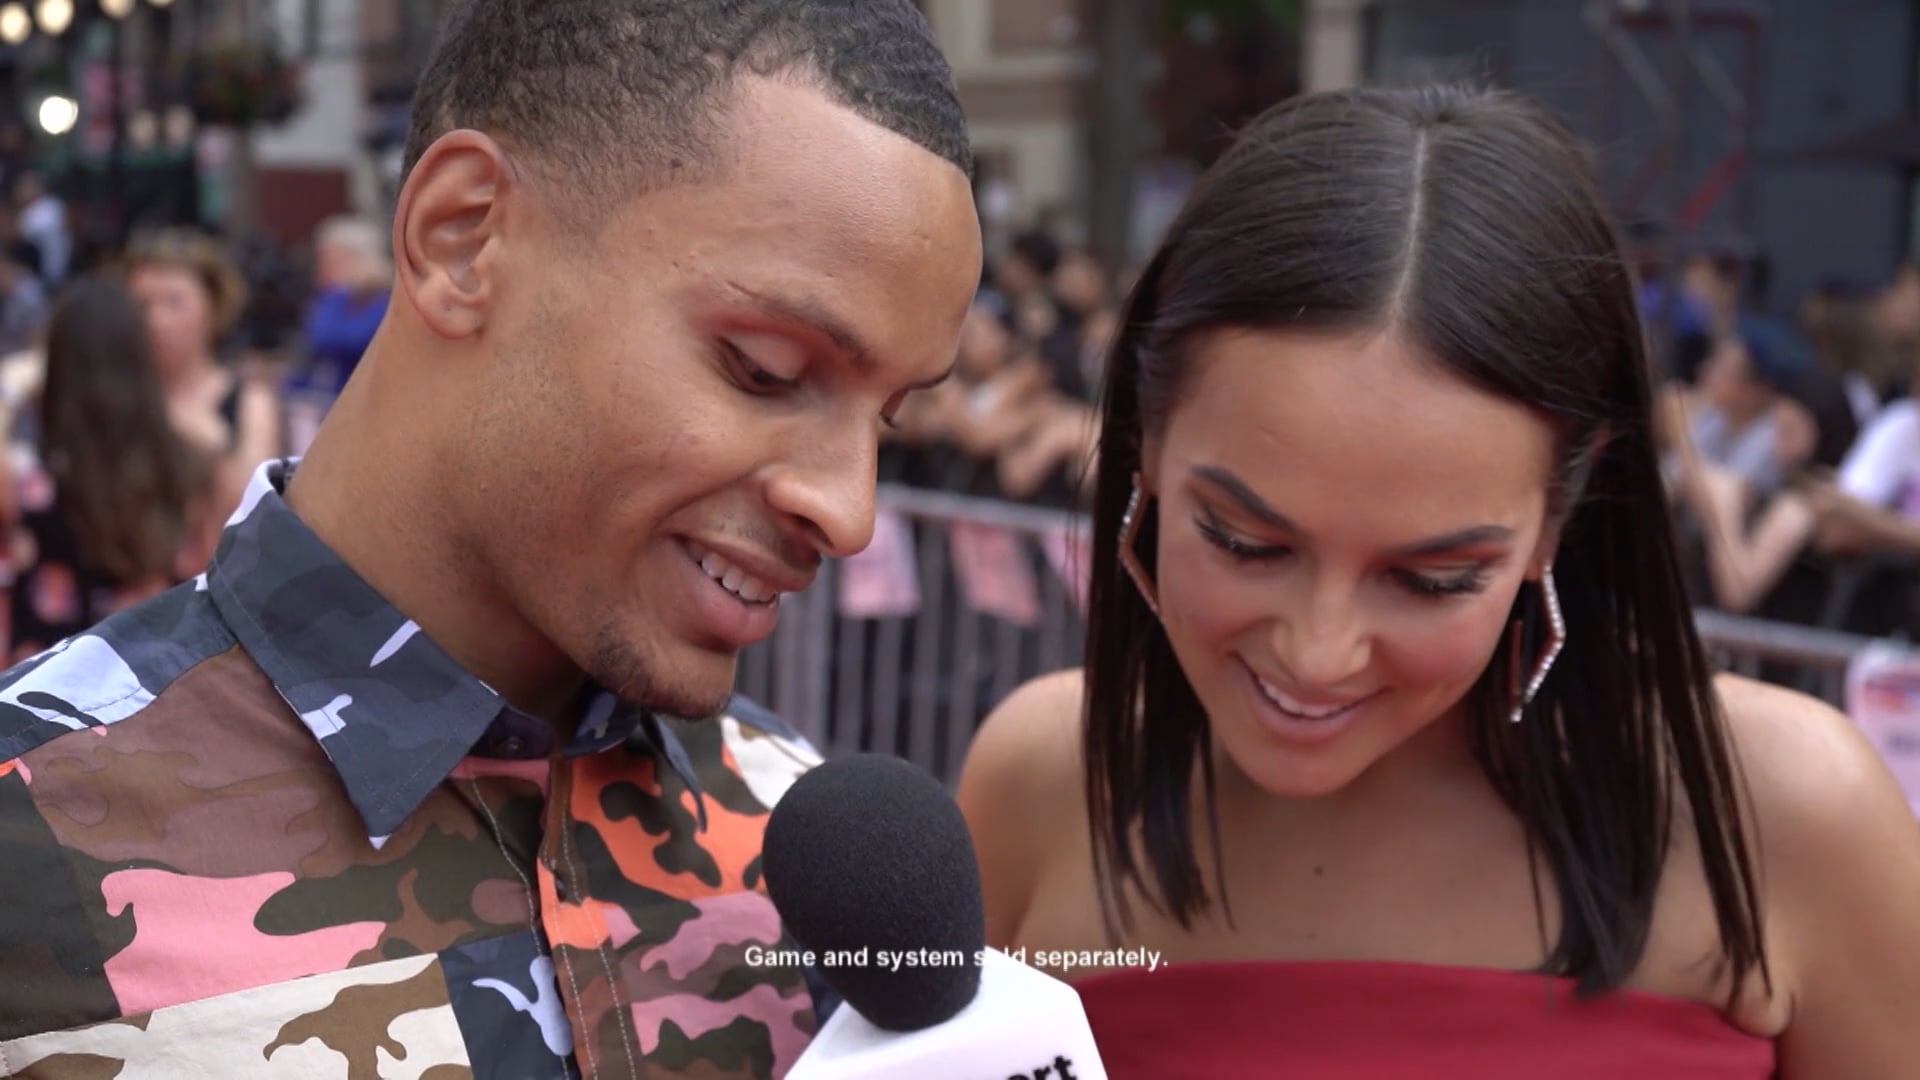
[5,173,1920,668]
[1653,247,1920,644]
[879,227,1117,508]
[0,190,390,661]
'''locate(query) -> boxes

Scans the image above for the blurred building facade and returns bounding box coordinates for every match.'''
[923,0,1093,245]
[1306,0,1920,314]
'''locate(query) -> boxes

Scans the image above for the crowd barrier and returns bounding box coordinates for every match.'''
[735,485,1920,790]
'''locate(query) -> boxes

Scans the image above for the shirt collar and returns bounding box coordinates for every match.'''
[205,459,707,847]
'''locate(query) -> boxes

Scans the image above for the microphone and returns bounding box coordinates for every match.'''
[763,753,1109,1080]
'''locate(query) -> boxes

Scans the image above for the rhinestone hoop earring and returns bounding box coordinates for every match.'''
[1507,566,1566,723]
[1119,475,1161,619]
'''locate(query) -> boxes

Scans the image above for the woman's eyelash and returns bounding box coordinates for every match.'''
[1196,516,1289,561]
[1395,569,1491,597]
[1196,515,1491,598]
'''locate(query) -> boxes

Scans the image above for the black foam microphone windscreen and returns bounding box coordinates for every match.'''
[761,753,986,1032]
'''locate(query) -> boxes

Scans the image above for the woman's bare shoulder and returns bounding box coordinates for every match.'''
[1712,673,1905,830]
[958,669,1087,814]
[1710,672,1916,868]
[956,669,1089,945]
[1712,673,1920,1071]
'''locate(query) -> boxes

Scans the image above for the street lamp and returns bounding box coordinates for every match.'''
[33,0,70,36]
[102,0,133,17]
[37,95,77,136]
[0,3,28,44]
[148,0,173,7]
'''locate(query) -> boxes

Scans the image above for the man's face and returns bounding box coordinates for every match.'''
[456,79,980,718]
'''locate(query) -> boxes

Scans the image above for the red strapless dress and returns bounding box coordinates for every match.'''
[1074,960,1777,1078]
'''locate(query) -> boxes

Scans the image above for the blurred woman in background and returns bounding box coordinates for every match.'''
[3,277,212,659]
[127,228,281,520]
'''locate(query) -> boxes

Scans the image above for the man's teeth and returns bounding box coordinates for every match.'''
[692,545,777,603]
[1255,674,1360,720]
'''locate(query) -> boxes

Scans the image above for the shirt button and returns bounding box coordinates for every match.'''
[498,736,525,756]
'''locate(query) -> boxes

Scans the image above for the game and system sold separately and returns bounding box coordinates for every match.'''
[744,945,1167,974]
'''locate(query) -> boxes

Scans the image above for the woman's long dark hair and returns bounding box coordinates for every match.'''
[40,276,205,582]
[1082,84,1768,1003]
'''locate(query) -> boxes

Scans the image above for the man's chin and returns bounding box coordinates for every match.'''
[649,687,736,722]
[586,632,738,720]
[618,666,737,721]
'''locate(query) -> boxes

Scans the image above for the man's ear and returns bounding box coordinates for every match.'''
[392,130,515,341]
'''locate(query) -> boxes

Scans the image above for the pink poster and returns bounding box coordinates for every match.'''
[1040,526,1094,614]
[1846,643,1920,818]
[950,522,1041,628]
[837,508,921,619]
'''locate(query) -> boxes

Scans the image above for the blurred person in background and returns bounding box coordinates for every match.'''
[1674,370,1920,630]
[943,303,1057,463]
[889,301,1096,504]
[126,228,282,519]
[13,171,65,286]
[282,215,393,455]
[0,239,46,358]
[1669,313,1915,624]
[1054,247,1117,397]
[1801,279,1888,428]
[1654,248,1751,387]
[961,83,1920,1076]
[1874,261,1920,358]
[2,277,212,659]
[1660,319,1817,502]
[989,227,1059,320]
[1681,249,1746,339]
[884,302,1044,487]
[299,215,392,396]
[992,228,1088,395]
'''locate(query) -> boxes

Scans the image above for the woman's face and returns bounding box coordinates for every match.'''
[1143,327,1560,799]
[1698,339,1763,416]
[129,264,214,375]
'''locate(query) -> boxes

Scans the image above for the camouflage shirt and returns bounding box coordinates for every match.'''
[0,459,826,1078]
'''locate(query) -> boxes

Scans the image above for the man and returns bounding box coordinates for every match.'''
[0,1,980,1076]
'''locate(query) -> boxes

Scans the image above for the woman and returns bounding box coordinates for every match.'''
[1661,319,1816,502]
[3,277,212,659]
[126,228,281,521]
[957,84,1920,1075]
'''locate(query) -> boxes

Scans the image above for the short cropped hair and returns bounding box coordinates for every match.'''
[403,0,972,221]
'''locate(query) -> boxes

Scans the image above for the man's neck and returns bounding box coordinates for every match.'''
[282,337,588,726]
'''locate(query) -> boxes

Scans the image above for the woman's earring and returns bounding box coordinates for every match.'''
[1507,566,1566,723]
[1120,475,1161,619]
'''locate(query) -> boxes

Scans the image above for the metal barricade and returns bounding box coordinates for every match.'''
[736,486,1906,785]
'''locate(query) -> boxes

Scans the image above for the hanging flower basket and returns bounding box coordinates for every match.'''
[184,43,304,130]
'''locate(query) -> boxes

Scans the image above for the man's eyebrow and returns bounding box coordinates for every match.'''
[730,283,878,375]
